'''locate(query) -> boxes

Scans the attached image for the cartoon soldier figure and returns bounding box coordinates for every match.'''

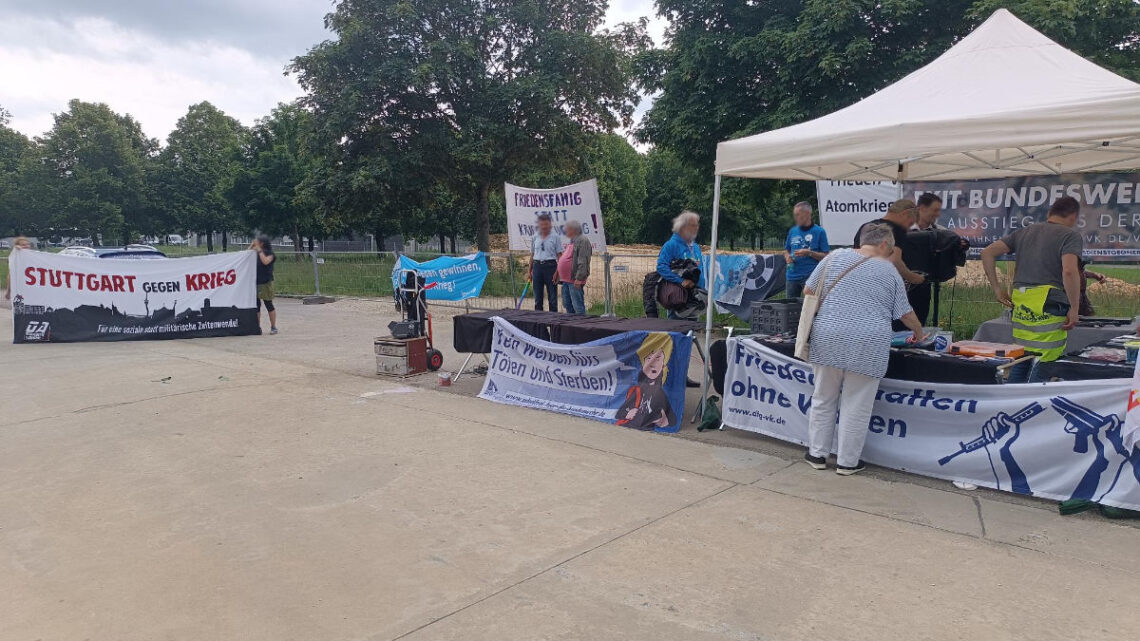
[617,333,677,430]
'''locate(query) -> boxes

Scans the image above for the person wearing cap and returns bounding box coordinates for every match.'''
[981,196,1083,362]
[854,199,926,288]
[529,213,563,311]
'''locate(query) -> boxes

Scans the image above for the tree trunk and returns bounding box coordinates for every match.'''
[476,182,491,252]
[221,231,228,252]
[206,229,214,253]
[374,227,384,253]
[439,232,446,254]
[307,237,314,252]
[292,225,302,260]
[449,233,456,254]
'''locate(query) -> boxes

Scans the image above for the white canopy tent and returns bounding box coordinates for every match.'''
[701,8,1140,393]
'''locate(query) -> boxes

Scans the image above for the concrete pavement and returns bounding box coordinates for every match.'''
[2,298,1138,641]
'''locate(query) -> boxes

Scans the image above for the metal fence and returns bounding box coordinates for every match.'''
[9,242,1135,338]
[277,249,1140,339]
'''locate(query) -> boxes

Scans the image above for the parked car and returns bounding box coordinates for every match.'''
[59,246,167,259]
[166,234,188,246]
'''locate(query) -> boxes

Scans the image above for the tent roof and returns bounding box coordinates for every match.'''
[715,9,1140,181]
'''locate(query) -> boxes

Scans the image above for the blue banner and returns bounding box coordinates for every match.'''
[391,252,488,300]
[478,317,693,433]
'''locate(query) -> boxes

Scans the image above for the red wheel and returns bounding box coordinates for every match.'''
[427,349,443,371]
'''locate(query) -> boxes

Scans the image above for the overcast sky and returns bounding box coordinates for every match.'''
[0,0,665,142]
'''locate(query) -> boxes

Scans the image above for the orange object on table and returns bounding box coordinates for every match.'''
[949,341,1026,359]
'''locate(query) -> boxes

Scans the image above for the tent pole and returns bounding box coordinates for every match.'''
[696,174,722,423]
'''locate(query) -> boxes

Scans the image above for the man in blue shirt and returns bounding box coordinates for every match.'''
[529,212,563,311]
[783,201,829,299]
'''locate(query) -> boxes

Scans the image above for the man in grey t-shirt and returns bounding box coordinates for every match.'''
[981,196,1083,361]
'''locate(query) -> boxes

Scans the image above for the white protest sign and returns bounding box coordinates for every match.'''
[505,179,607,252]
[815,180,898,245]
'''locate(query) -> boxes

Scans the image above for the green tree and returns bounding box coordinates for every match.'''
[0,106,33,237]
[638,0,1138,242]
[17,99,156,242]
[291,0,648,251]
[514,132,647,245]
[641,148,705,244]
[969,0,1140,81]
[156,102,245,251]
[584,134,646,245]
[228,102,322,254]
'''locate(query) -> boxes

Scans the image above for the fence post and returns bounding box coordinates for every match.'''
[303,249,333,304]
[311,249,322,296]
[507,252,517,302]
[603,251,615,318]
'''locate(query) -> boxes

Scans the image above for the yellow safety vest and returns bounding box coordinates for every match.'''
[1010,285,1067,362]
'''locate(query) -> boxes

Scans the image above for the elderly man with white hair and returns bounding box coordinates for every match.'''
[555,219,592,314]
[656,210,704,302]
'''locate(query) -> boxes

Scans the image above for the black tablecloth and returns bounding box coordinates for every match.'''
[710,337,1012,394]
[452,309,571,353]
[453,309,705,354]
[550,316,705,344]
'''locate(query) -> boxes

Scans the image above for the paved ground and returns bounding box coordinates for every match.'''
[2,298,1139,641]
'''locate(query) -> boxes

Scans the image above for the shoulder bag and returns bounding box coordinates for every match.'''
[793,254,872,361]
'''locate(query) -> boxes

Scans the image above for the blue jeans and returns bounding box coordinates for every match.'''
[561,283,586,315]
[785,279,806,299]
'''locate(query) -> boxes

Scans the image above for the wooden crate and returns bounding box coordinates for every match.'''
[375,336,428,377]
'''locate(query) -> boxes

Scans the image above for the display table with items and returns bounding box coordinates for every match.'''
[1035,335,1139,381]
[973,312,1136,353]
[709,334,1032,394]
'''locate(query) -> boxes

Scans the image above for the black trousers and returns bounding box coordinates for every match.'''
[906,281,932,327]
[532,260,558,311]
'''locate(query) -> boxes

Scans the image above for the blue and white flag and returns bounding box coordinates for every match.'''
[391,252,488,301]
[479,317,693,433]
[701,254,786,320]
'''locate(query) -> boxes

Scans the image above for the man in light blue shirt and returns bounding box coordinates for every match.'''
[784,201,829,299]
[529,213,563,311]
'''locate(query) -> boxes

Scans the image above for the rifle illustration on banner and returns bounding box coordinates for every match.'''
[938,401,1044,493]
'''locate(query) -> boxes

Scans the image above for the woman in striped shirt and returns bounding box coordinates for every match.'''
[802,223,926,475]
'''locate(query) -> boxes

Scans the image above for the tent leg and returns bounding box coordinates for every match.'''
[697,175,722,426]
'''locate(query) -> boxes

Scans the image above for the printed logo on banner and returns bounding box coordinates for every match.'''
[10,250,259,343]
[478,317,691,432]
[23,319,51,342]
[721,338,1140,511]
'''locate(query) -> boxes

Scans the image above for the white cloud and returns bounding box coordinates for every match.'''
[0,16,300,141]
[0,1,663,143]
